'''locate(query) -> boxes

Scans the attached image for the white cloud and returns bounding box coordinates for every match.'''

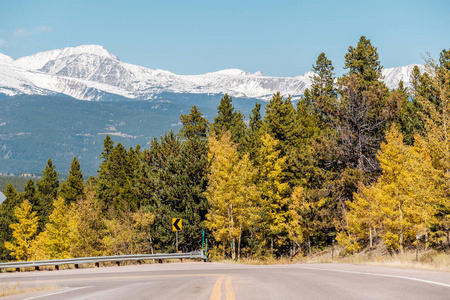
[14,26,53,38]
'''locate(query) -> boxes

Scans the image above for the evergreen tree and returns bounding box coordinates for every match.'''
[36,159,59,227]
[100,135,114,161]
[244,102,264,163]
[179,105,209,140]
[304,52,337,124]
[60,157,85,205]
[144,120,210,252]
[0,183,20,261]
[212,93,246,146]
[344,36,382,84]
[96,142,139,212]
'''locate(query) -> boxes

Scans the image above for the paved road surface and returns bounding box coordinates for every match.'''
[1,262,450,299]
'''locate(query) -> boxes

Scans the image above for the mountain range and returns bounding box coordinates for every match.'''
[0,45,424,176]
[0,45,423,102]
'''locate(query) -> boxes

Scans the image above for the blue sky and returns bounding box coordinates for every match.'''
[0,0,449,77]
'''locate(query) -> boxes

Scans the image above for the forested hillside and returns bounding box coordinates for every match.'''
[1,36,449,262]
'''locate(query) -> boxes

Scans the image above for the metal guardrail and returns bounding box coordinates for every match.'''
[0,250,206,270]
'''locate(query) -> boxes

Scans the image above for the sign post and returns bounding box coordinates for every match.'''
[202,229,205,250]
[172,218,182,252]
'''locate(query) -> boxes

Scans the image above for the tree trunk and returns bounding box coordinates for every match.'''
[307,237,311,255]
[399,203,404,253]
[238,232,241,260]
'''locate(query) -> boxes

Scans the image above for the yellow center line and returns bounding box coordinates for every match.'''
[210,275,235,300]
[225,276,235,300]
[210,276,223,300]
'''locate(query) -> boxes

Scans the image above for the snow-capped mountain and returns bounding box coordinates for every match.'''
[0,45,424,101]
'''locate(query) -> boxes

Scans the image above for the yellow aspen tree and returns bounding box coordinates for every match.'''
[285,186,306,253]
[419,55,450,175]
[5,200,38,261]
[68,187,105,257]
[40,197,72,259]
[418,55,450,246]
[342,127,439,252]
[257,133,290,255]
[205,131,260,259]
[340,182,383,253]
[131,209,155,254]
[410,135,441,244]
[375,126,416,252]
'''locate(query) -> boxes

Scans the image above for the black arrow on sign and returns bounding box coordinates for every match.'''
[173,218,181,231]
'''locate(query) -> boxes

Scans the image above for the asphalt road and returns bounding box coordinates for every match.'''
[1,262,450,299]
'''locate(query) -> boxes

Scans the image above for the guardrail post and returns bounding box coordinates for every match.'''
[75,264,79,269]
[95,262,100,268]
[55,265,59,271]
[35,266,39,271]
[15,267,20,272]
[116,261,120,267]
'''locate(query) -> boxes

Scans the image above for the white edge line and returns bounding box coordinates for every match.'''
[20,286,93,300]
[301,266,450,288]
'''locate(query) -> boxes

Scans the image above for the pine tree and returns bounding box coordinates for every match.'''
[344,36,382,84]
[244,102,264,163]
[179,105,209,140]
[100,135,114,161]
[0,183,20,260]
[303,52,337,124]
[5,200,39,261]
[60,157,84,205]
[36,159,59,227]
[96,142,139,212]
[22,180,38,207]
[212,93,247,146]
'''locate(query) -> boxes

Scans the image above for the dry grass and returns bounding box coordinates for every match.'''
[0,282,56,297]
[215,247,450,272]
[304,244,450,272]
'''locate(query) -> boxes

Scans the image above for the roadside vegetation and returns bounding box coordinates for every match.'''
[1,36,449,265]
[0,282,55,297]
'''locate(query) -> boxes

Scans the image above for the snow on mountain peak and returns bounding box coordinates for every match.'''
[14,45,119,70]
[207,69,252,76]
[0,44,425,102]
[0,53,13,62]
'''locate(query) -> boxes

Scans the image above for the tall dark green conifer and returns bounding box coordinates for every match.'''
[344,36,382,84]
[96,142,139,212]
[179,106,209,140]
[60,157,85,205]
[0,183,20,261]
[304,52,337,124]
[36,159,59,226]
[212,94,246,146]
[244,102,264,162]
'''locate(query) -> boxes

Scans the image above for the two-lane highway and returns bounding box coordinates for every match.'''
[1,262,450,299]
